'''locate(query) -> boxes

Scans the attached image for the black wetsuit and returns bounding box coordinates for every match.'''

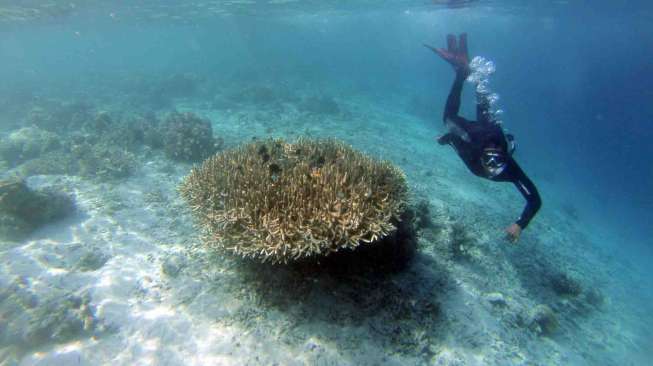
[439,70,542,229]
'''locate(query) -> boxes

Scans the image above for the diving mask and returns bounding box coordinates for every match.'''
[481,148,507,177]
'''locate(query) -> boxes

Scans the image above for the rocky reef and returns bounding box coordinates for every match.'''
[0,104,225,180]
[162,111,218,162]
[0,127,60,166]
[0,179,75,241]
[550,272,583,297]
[0,277,105,360]
[529,304,559,336]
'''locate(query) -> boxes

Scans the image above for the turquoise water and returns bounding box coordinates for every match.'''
[1,1,652,365]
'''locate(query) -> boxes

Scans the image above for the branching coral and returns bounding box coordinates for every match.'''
[180,138,408,264]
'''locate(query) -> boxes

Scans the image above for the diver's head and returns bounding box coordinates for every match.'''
[480,146,507,177]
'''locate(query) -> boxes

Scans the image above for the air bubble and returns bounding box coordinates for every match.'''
[467,56,504,124]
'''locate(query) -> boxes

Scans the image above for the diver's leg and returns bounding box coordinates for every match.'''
[443,70,468,123]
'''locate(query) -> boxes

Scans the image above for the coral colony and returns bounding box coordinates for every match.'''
[180,138,408,263]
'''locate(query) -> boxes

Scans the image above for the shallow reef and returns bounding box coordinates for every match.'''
[0,74,645,365]
[1,106,222,180]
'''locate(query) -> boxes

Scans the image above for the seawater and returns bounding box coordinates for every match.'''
[0,1,651,365]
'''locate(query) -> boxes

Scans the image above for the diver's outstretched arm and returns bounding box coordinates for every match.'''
[501,160,541,243]
[509,161,542,230]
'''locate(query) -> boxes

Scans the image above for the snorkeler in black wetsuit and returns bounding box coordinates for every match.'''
[424,33,541,242]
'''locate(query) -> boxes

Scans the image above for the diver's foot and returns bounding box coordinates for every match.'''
[424,33,470,73]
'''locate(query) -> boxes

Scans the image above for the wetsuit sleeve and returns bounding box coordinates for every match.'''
[509,161,542,229]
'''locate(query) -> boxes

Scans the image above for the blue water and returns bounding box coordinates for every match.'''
[1,1,652,365]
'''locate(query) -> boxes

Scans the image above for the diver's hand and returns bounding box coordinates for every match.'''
[436,134,449,145]
[424,33,470,74]
[505,223,522,243]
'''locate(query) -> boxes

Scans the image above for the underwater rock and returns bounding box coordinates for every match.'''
[70,140,137,180]
[0,126,60,166]
[75,250,110,272]
[180,138,408,264]
[14,149,75,177]
[529,304,559,336]
[0,179,75,241]
[550,272,583,297]
[485,292,507,307]
[450,222,475,261]
[26,101,95,132]
[299,95,341,115]
[7,110,150,179]
[412,199,434,230]
[100,113,157,152]
[162,111,217,162]
[0,284,102,351]
[161,253,188,278]
[582,287,605,308]
[132,112,164,149]
[0,212,33,242]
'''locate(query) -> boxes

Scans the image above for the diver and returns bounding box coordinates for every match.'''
[424,33,541,243]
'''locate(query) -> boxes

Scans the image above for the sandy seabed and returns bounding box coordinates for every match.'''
[1,91,651,366]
